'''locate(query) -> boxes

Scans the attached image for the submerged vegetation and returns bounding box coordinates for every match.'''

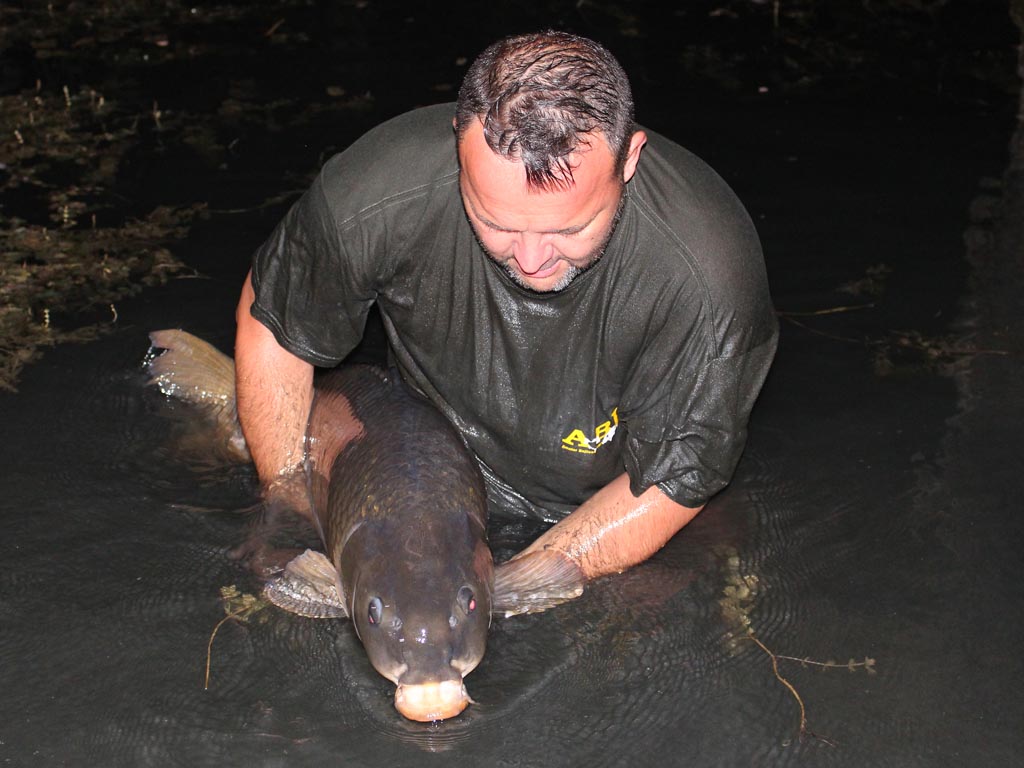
[0,75,193,391]
[0,0,376,391]
[205,585,268,690]
[716,544,877,746]
[0,2,241,390]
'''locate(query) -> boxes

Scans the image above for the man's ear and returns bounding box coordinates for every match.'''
[622,131,647,183]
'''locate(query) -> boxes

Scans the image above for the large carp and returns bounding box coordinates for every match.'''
[146,329,583,721]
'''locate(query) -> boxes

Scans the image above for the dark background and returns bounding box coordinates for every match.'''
[1,2,1022,766]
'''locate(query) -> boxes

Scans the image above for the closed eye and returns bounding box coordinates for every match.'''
[481,219,586,238]
[470,200,593,238]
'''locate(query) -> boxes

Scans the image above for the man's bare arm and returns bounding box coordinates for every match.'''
[234,269,314,492]
[519,472,703,580]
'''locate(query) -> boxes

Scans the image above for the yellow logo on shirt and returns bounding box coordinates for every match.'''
[561,407,619,454]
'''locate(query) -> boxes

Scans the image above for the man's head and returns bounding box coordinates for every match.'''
[455,31,647,292]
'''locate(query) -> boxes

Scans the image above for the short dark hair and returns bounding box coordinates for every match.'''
[455,31,635,191]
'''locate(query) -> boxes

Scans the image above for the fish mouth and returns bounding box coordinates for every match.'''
[394,680,473,722]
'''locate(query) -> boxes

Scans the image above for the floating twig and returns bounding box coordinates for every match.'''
[775,303,875,317]
[774,654,877,672]
[205,610,244,689]
[777,312,865,344]
[744,631,857,747]
[204,586,267,690]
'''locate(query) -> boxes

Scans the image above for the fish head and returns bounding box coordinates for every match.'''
[343,525,494,721]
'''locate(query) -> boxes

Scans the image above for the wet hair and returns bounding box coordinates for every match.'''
[455,31,635,191]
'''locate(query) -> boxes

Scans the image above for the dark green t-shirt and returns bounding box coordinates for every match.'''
[251,103,778,522]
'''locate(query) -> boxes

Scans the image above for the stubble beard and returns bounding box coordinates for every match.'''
[472,193,626,295]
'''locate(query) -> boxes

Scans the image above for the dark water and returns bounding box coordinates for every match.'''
[2,2,1023,766]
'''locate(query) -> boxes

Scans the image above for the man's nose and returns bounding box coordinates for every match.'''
[512,233,554,274]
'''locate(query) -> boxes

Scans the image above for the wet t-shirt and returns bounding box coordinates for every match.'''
[250,103,778,522]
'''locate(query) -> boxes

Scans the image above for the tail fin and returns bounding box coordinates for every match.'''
[147,329,249,461]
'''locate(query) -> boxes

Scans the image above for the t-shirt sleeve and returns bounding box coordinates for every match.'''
[618,136,779,509]
[621,329,777,508]
[249,168,378,367]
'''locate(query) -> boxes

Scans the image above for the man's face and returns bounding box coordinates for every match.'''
[457,120,640,293]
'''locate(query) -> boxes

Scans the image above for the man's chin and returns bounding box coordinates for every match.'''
[504,262,583,293]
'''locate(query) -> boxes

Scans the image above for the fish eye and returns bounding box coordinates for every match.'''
[457,586,476,614]
[367,597,383,626]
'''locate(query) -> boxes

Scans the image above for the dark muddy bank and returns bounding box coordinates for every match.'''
[1,0,1018,387]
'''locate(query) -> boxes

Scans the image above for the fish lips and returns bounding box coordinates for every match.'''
[388,638,485,721]
[394,679,474,722]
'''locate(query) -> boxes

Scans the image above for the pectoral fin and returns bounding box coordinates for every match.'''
[492,548,585,618]
[263,549,348,619]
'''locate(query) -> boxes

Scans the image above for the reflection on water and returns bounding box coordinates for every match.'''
[0,299,1019,765]
[0,322,782,763]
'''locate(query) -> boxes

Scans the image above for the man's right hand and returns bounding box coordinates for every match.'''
[234,269,315,498]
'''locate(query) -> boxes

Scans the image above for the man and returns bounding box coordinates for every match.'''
[234,31,777,584]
